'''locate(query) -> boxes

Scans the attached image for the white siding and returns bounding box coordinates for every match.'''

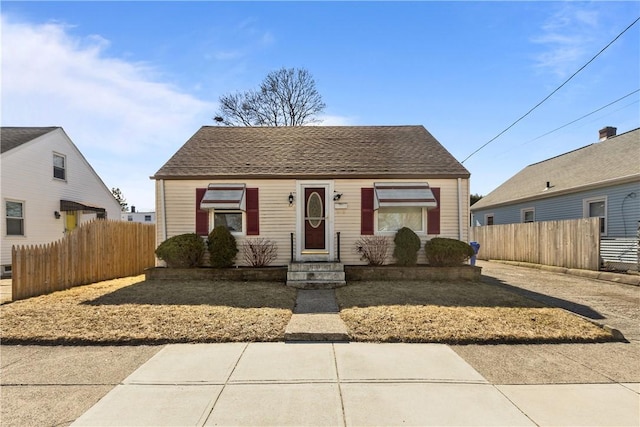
[1,129,121,267]
[159,177,469,266]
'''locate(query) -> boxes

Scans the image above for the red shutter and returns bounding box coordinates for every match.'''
[246,188,259,236]
[361,188,374,235]
[427,187,441,235]
[195,188,209,236]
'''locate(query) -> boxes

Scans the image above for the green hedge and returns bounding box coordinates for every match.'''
[424,238,474,267]
[393,227,421,266]
[208,226,238,268]
[155,233,205,268]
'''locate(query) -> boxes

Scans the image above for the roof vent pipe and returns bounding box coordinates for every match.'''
[599,126,617,141]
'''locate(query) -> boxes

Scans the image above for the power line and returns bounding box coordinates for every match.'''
[461,16,640,164]
[526,89,640,142]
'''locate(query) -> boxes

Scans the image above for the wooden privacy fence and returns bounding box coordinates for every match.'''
[12,220,155,301]
[470,218,600,270]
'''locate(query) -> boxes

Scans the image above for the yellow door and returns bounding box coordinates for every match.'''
[65,211,77,232]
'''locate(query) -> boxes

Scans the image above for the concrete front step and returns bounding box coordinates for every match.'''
[287,271,346,281]
[286,280,346,290]
[288,262,344,272]
[286,262,346,289]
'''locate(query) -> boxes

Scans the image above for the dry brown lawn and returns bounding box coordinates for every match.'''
[1,276,615,345]
[1,276,296,344]
[337,280,614,344]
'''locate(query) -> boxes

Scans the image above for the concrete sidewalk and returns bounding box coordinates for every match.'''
[71,342,639,427]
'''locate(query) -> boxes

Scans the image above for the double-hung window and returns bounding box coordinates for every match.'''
[373,183,437,233]
[201,184,246,235]
[377,207,424,232]
[584,197,607,235]
[6,200,24,236]
[53,153,66,180]
[521,208,535,223]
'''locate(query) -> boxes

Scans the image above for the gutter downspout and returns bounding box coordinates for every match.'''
[159,179,167,241]
[458,178,463,241]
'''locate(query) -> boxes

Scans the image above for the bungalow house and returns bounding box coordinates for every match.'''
[471,127,640,270]
[152,125,470,267]
[1,127,122,277]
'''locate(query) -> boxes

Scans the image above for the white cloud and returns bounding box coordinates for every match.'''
[531,5,600,78]
[1,14,214,210]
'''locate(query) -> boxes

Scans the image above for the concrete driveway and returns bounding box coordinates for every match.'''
[1,260,638,426]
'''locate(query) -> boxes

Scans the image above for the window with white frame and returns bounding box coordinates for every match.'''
[521,208,535,223]
[5,200,24,236]
[584,197,607,235]
[53,153,66,180]
[213,211,243,233]
[144,215,152,222]
[485,214,494,226]
[377,206,424,233]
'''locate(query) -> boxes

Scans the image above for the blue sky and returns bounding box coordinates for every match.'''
[2,1,639,211]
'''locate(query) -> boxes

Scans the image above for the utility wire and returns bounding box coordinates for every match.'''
[526,89,640,142]
[461,16,640,164]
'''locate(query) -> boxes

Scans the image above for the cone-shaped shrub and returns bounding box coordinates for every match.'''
[208,225,238,268]
[424,237,475,267]
[155,233,205,268]
[393,227,421,266]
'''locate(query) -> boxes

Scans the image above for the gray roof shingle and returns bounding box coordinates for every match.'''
[1,127,59,154]
[471,128,640,210]
[153,125,469,179]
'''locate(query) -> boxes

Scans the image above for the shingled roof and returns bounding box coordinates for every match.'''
[472,127,640,210]
[1,127,59,154]
[153,125,469,179]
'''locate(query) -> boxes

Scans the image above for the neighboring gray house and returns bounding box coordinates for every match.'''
[471,127,640,270]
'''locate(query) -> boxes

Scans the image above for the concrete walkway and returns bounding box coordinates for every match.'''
[70,342,639,426]
[284,289,349,341]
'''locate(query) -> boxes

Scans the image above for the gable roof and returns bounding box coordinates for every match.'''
[472,128,640,211]
[1,127,59,154]
[152,125,469,180]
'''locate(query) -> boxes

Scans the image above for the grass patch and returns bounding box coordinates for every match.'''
[336,281,614,344]
[1,276,296,345]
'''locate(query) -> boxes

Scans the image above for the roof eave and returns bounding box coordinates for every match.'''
[471,173,640,211]
[151,172,471,181]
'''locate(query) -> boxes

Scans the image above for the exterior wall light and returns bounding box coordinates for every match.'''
[333,193,342,201]
[288,193,294,206]
[54,211,61,219]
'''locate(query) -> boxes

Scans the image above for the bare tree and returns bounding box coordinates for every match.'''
[216,67,326,126]
[111,187,128,212]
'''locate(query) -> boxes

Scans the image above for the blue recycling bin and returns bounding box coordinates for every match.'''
[470,241,480,266]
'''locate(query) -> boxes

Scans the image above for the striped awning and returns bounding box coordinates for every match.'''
[200,184,246,210]
[60,200,106,213]
[374,183,437,209]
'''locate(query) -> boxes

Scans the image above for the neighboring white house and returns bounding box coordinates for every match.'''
[121,207,156,224]
[152,125,471,266]
[1,127,121,276]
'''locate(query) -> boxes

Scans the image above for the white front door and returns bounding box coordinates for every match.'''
[296,181,333,261]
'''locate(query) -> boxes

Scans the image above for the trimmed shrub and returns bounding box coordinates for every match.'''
[208,226,238,268]
[155,233,205,268]
[355,236,390,266]
[424,237,475,267]
[393,227,421,266]
[242,238,278,267]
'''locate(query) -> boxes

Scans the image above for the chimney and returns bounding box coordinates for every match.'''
[131,206,136,213]
[599,126,617,141]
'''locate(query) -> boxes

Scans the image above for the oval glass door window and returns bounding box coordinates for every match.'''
[307,191,323,228]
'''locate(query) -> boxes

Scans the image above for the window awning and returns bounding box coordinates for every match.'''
[60,200,106,213]
[374,183,438,209]
[200,184,246,210]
